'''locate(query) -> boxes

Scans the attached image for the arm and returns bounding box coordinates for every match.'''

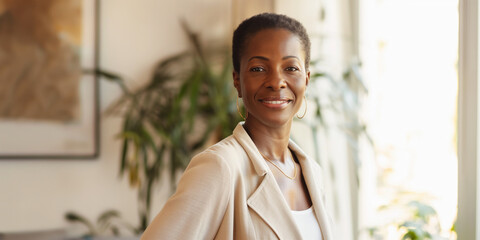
[141,151,232,239]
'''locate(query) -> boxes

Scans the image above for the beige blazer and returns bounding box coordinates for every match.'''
[141,123,333,239]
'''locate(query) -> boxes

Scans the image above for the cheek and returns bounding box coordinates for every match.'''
[289,75,308,96]
[241,83,257,101]
[240,76,260,96]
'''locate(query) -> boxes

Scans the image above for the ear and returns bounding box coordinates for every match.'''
[306,71,310,86]
[233,71,242,98]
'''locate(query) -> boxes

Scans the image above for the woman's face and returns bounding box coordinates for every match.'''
[233,28,310,127]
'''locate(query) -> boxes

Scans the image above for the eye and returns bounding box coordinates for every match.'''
[250,67,265,72]
[285,66,299,72]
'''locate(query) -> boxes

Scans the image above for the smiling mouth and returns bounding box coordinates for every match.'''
[259,98,292,108]
[262,100,290,104]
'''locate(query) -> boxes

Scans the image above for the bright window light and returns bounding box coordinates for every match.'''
[359,0,458,239]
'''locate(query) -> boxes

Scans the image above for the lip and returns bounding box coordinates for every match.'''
[258,97,292,109]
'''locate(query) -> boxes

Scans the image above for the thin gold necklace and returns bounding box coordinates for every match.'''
[260,150,298,180]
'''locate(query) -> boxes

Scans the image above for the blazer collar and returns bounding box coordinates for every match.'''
[233,123,333,239]
[232,122,269,177]
[289,140,334,239]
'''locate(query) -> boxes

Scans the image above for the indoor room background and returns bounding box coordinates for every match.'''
[0,0,465,239]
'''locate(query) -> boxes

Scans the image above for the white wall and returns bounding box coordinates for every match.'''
[0,0,231,234]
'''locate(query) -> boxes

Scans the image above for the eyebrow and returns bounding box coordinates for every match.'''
[248,56,269,62]
[247,55,300,62]
[283,56,300,61]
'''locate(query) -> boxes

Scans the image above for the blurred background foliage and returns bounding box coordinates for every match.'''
[366,193,454,240]
[104,22,242,231]
[67,22,242,233]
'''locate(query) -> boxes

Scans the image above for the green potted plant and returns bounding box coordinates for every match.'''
[106,22,242,231]
[66,22,242,234]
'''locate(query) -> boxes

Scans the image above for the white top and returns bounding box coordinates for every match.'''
[291,207,323,240]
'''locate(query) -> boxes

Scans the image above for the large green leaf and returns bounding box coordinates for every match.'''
[119,116,132,176]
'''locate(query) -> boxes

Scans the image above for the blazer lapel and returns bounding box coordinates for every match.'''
[233,123,333,239]
[233,123,301,239]
[290,140,334,240]
[247,173,302,239]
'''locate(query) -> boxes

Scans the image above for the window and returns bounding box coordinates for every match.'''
[359,0,459,239]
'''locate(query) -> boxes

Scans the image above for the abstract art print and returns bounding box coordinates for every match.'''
[0,0,98,158]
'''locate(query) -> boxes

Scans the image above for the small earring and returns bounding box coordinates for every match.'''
[296,95,307,119]
[237,97,248,120]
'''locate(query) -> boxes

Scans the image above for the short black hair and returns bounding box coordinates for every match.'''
[232,12,311,73]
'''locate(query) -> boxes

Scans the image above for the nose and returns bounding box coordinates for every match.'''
[265,68,287,90]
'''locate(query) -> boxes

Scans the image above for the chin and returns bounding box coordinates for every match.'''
[259,115,294,128]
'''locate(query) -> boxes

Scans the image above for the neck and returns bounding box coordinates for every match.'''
[243,117,292,163]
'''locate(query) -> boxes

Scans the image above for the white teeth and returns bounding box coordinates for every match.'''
[264,100,287,104]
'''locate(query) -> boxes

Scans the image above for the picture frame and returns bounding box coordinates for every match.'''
[0,0,100,159]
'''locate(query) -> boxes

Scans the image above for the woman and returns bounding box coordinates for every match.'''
[141,13,333,240]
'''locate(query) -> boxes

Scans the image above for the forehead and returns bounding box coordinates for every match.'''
[242,28,305,60]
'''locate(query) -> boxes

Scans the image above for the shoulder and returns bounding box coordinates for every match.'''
[173,136,246,200]
[189,135,247,172]
[175,136,250,199]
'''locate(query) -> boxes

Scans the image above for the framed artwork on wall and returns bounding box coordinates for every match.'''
[0,0,99,159]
